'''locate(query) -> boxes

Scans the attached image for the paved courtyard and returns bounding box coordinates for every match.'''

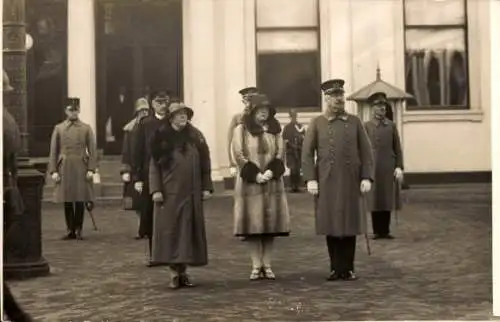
[6,184,493,321]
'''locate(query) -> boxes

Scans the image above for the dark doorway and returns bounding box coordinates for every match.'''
[26,0,68,157]
[96,0,183,154]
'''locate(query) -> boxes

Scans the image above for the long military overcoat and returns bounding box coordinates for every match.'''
[148,123,213,266]
[120,118,142,210]
[48,119,97,203]
[301,113,374,236]
[364,118,404,211]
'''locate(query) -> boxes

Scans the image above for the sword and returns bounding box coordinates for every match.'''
[85,201,98,231]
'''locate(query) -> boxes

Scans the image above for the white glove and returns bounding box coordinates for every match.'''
[394,167,404,182]
[360,179,372,193]
[306,180,319,195]
[262,169,273,181]
[51,172,61,183]
[122,173,131,182]
[202,190,212,200]
[256,173,266,184]
[86,171,94,180]
[284,167,291,176]
[152,192,164,203]
[229,167,238,177]
[134,181,144,193]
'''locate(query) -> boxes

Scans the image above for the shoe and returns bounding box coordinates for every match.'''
[342,270,358,281]
[180,274,196,287]
[75,230,84,240]
[262,267,276,280]
[61,231,76,240]
[169,275,181,290]
[326,270,341,281]
[249,267,262,281]
[384,234,395,239]
[134,235,145,240]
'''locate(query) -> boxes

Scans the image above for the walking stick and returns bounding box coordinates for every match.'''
[394,179,402,228]
[362,195,372,256]
[85,201,99,231]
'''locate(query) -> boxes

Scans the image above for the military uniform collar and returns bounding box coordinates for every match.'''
[64,119,81,127]
[371,117,389,126]
[324,112,349,122]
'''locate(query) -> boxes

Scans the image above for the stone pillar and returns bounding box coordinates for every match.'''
[68,0,97,134]
[3,0,50,280]
[491,0,500,316]
[184,0,221,180]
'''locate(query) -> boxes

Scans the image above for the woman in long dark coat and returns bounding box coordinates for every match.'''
[231,94,290,281]
[149,102,213,290]
[120,98,150,239]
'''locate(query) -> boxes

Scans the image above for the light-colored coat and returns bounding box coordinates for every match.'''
[301,113,374,237]
[48,119,96,203]
[364,118,404,211]
[231,124,290,237]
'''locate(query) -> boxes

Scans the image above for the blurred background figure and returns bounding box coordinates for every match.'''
[282,109,305,192]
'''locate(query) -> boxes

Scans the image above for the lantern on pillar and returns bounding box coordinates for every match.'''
[346,66,413,188]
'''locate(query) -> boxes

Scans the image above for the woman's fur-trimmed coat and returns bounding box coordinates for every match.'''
[231,115,291,238]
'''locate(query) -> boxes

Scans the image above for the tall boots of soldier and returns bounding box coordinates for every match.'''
[371,211,394,239]
[326,236,357,281]
[62,202,85,240]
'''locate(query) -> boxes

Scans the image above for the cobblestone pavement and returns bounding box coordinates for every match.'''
[6,184,493,321]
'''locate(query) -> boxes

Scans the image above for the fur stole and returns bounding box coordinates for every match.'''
[242,114,282,137]
[150,122,204,168]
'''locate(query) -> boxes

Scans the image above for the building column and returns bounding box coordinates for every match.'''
[183,0,221,180]
[68,0,97,134]
[491,0,500,317]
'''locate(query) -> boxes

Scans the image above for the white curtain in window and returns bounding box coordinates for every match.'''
[257,30,318,53]
[405,29,465,51]
[404,0,465,26]
[256,0,318,28]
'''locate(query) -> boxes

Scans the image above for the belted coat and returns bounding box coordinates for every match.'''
[301,113,374,236]
[48,119,97,203]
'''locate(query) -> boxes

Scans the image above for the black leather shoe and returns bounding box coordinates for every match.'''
[180,274,196,287]
[61,231,76,240]
[342,271,358,281]
[326,270,341,281]
[384,234,395,239]
[169,276,181,290]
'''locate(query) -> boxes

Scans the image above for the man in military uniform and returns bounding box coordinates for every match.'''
[227,87,259,177]
[132,89,170,265]
[48,98,97,240]
[283,109,305,192]
[363,92,404,240]
[302,79,374,281]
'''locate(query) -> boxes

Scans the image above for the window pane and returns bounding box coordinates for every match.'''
[257,52,320,108]
[256,0,318,28]
[257,30,318,53]
[404,0,465,26]
[404,29,468,108]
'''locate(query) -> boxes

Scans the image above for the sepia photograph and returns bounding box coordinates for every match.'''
[1,0,495,320]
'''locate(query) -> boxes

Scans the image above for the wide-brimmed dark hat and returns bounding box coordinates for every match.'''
[168,102,194,120]
[248,94,276,116]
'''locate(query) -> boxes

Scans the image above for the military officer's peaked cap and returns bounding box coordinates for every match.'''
[321,79,345,95]
[151,89,171,100]
[367,91,388,105]
[64,97,80,110]
[238,86,259,97]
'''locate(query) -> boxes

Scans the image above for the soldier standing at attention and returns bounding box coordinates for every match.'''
[282,109,305,192]
[363,92,404,240]
[302,79,374,281]
[227,87,259,177]
[48,98,97,240]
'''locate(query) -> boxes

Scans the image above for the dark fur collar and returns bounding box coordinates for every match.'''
[242,114,281,136]
[150,122,198,167]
